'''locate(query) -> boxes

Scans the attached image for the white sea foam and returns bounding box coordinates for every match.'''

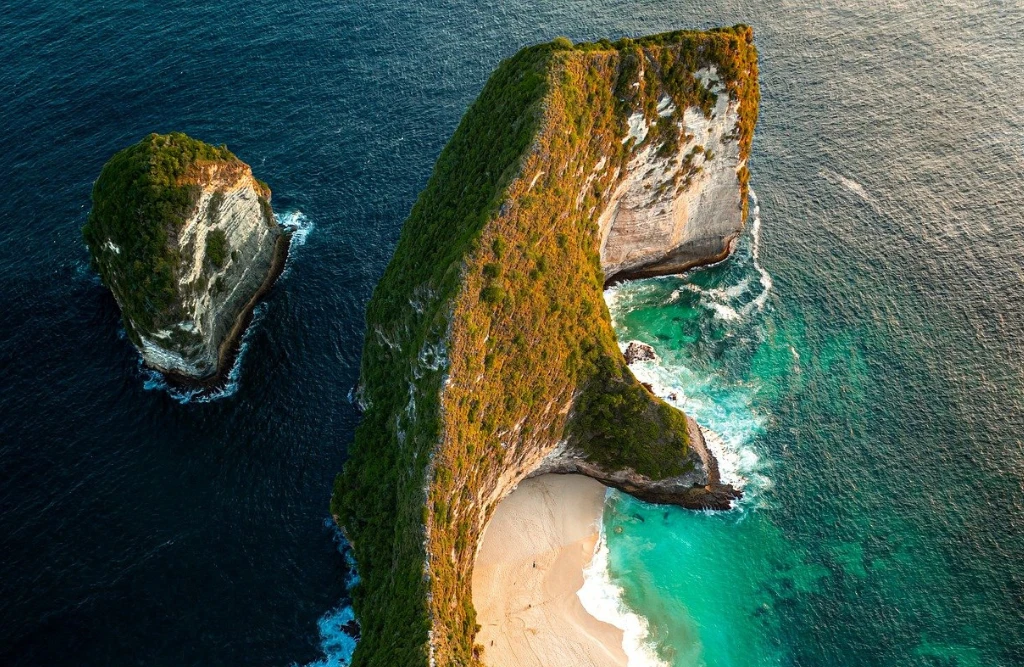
[746,188,774,314]
[839,175,868,199]
[709,276,752,300]
[578,513,670,667]
[140,302,268,403]
[278,210,314,278]
[662,190,772,321]
[278,210,314,247]
[296,520,360,667]
[708,301,741,321]
[701,426,762,490]
[819,168,881,213]
[682,278,751,321]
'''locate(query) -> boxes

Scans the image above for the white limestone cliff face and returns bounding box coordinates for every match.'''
[447,68,754,537]
[138,164,284,379]
[599,67,747,282]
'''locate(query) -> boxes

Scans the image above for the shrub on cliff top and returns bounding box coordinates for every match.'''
[205,228,229,269]
[83,133,239,342]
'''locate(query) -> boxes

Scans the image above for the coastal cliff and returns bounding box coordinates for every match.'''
[332,27,758,667]
[600,64,752,282]
[83,133,287,381]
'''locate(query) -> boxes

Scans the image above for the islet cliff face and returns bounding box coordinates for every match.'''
[138,162,284,378]
[84,133,287,381]
[333,27,758,667]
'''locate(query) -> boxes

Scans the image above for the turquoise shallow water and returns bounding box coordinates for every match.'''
[605,188,1023,665]
[596,3,1024,663]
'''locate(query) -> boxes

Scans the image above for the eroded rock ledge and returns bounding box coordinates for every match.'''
[84,133,287,382]
[332,27,758,667]
[533,416,740,510]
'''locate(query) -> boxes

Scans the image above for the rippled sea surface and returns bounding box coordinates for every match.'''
[2,1,1022,665]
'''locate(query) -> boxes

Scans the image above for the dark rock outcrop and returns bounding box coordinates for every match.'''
[533,416,740,509]
[623,340,658,364]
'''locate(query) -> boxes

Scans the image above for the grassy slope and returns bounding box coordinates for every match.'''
[333,27,758,667]
[83,132,267,344]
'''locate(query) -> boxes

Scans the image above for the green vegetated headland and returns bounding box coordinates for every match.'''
[332,26,759,667]
[82,132,271,345]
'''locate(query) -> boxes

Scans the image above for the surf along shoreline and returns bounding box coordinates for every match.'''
[472,474,630,667]
[470,195,769,665]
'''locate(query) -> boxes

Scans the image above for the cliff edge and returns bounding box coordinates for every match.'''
[332,27,758,667]
[83,133,288,381]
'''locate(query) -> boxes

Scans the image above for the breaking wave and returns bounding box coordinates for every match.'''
[748,188,774,313]
[140,302,269,404]
[296,520,360,667]
[578,514,669,667]
[279,210,314,247]
[278,210,314,278]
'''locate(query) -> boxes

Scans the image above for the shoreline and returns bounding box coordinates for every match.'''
[472,474,628,667]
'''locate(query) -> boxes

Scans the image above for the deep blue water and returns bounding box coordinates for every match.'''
[2,1,1022,665]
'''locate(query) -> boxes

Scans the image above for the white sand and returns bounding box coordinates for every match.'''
[472,474,627,667]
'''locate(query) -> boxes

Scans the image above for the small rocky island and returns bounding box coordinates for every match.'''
[83,133,288,381]
[332,26,759,666]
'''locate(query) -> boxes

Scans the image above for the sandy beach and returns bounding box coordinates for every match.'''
[472,474,626,667]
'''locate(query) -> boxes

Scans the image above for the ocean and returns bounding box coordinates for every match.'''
[2,1,1021,665]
